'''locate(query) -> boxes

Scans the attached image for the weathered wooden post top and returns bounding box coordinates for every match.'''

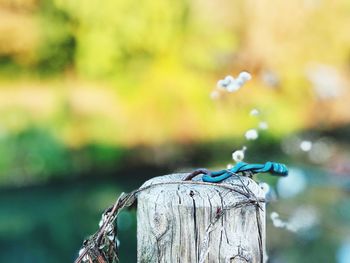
[137,162,287,263]
[75,162,288,263]
[138,173,265,263]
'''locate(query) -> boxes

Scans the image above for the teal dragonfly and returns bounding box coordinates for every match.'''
[184,161,288,183]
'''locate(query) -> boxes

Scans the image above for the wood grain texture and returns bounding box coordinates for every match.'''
[137,173,266,263]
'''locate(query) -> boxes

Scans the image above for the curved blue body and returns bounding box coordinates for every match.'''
[202,161,288,183]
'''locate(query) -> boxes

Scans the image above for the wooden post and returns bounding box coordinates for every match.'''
[137,173,266,263]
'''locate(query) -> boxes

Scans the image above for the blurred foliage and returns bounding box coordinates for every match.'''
[0,0,349,178]
[0,127,123,186]
[36,0,75,74]
[0,128,71,185]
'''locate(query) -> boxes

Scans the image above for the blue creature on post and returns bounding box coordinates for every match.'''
[184,161,288,183]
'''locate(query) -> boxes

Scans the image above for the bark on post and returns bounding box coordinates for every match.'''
[137,173,266,263]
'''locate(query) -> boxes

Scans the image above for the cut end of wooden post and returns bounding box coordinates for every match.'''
[137,173,266,263]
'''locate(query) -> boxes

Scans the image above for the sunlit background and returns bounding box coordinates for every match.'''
[0,0,350,262]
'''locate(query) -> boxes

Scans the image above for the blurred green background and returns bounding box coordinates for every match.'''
[0,0,350,262]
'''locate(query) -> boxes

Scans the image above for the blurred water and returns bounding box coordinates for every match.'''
[0,177,137,263]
